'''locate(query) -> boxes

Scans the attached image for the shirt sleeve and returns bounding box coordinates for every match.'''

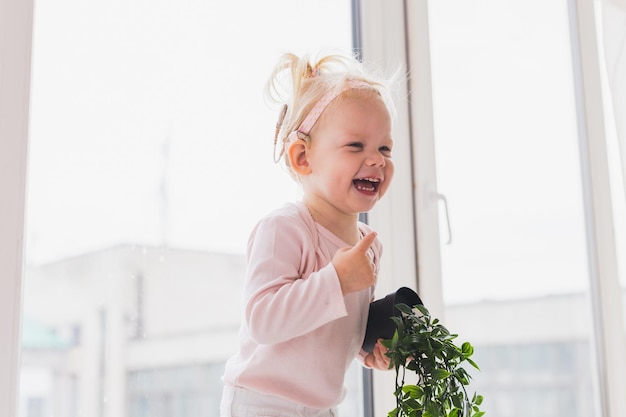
[356,349,371,368]
[243,213,348,345]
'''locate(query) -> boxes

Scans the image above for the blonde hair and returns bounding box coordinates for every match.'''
[265,51,399,172]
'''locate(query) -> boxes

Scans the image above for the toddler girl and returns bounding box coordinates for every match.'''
[221,51,398,417]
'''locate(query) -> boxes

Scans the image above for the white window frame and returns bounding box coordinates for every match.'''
[357,1,444,415]
[358,0,626,416]
[567,0,626,415]
[0,0,34,416]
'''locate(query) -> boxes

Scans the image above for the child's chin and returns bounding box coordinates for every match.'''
[355,199,379,213]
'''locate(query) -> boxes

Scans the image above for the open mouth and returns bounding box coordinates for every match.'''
[353,177,380,193]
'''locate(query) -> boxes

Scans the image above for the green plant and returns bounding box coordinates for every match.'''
[381,303,484,417]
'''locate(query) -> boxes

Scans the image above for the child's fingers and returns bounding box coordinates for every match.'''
[370,339,391,370]
[353,231,377,253]
[376,338,388,351]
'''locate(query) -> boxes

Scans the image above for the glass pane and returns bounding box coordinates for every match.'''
[428,0,599,416]
[21,1,357,417]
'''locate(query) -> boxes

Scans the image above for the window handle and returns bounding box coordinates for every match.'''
[436,192,452,245]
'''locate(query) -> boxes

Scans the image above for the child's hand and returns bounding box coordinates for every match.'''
[332,231,377,295]
[364,339,391,370]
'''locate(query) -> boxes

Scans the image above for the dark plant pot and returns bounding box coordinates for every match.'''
[362,287,423,353]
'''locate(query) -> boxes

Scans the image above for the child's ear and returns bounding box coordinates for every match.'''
[287,139,311,176]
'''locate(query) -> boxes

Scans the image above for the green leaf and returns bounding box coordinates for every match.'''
[453,368,470,385]
[403,384,425,399]
[391,329,399,347]
[395,303,415,315]
[432,368,451,380]
[391,316,405,329]
[405,398,422,409]
[465,357,480,370]
[425,401,440,417]
[417,304,431,313]
[447,409,460,417]
[461,342,474,356]
[451,393,463,409]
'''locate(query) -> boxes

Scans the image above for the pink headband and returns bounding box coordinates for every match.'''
[285,79,371,150]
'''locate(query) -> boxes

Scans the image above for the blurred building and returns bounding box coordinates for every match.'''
[19,246,623,417]
[446,294,599,416]
[21,245,245,417]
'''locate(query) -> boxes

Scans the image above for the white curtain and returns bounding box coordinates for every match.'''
[602,0,626,199]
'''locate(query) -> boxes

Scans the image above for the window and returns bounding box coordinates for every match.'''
[20,2,356,416]
[4,1,624,416]
[427,0,622,415]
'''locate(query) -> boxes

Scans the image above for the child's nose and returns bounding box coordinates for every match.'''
[366,152,385,167]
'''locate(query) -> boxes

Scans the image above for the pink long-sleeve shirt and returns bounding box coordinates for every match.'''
[221,201,382,409]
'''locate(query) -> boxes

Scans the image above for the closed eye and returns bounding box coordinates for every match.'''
[380,146,392,157]
[347,142,364,150]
